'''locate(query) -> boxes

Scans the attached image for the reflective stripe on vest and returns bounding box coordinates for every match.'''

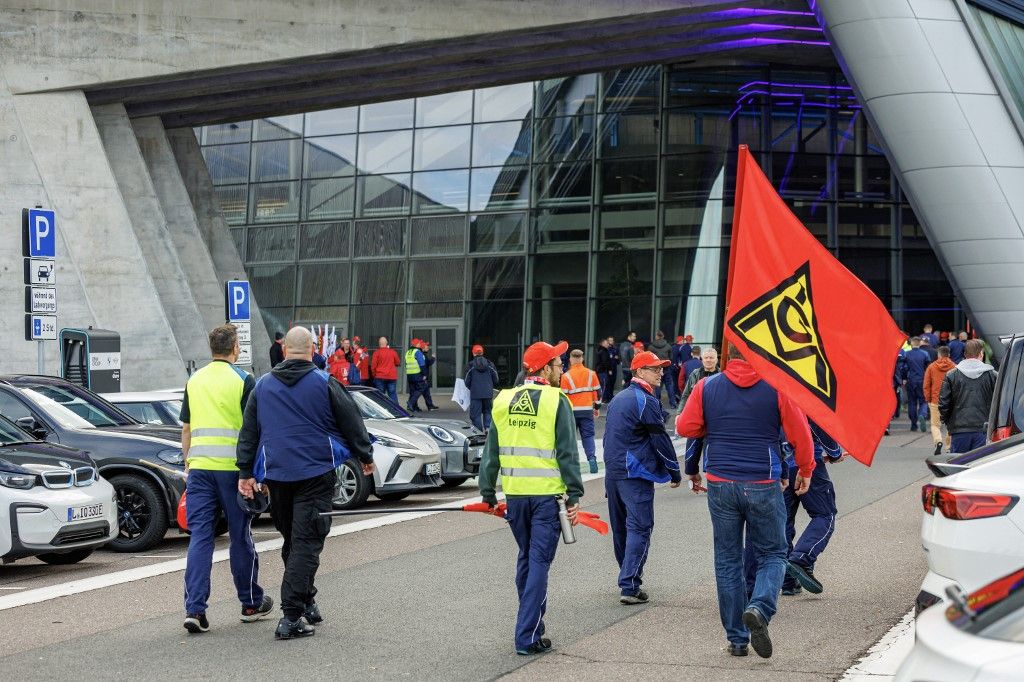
[491,384,567,496]
[405,348,421,375]
[561,366,599,409]
[185,361,245,471]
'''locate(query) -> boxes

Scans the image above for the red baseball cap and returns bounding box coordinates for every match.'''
[633,341,645,350]
[522,340,568,373]
[684,334,693,342]
[352,336,361,344]
[472,344,484,355]
[418,340,429,349]
[631,351,670,371]
[675,335,684,343]
[411,338,421,346]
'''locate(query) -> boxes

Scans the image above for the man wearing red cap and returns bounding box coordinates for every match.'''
[350,336,371,386]
[464,344,499,431]
[405,338,428,412]
[602,350,682,605]
[478,340,584,656]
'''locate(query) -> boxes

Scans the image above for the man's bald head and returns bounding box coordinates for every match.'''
[284,327,314,360]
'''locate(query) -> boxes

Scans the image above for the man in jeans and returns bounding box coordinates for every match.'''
[677,343,814,659]
[939,338,997,453]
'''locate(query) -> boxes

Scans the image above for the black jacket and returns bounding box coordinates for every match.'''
[269,342,284,368]
[236,359,373,478]
[595,346,612,374]
[464,356,499,400]
[938,359,997,434]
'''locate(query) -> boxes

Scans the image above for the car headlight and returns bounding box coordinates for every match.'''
[372,433,413,449]
[428,426,455,444]
[0,470,36,490]
[157,448,185,465]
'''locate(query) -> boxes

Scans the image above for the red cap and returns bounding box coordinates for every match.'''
[685,334,693,342]
[411,338,421,347]
[633,341,645,350]
[675,335,684,343]
[522,340,568,373]
[472,344,484,355]
[352,336,361,344]
[631,351,670,370]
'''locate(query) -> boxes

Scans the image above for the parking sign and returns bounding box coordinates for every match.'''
[225,280,250,322]
[23,209,56,258]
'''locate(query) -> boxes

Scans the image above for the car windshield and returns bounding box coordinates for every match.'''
[20,383,129,427]
[20,389,96,430]
[0,415,36,444]
[161,400,182,423]
[350,391,402,420]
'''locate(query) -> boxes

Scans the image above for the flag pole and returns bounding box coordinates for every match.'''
[720,145,749,369]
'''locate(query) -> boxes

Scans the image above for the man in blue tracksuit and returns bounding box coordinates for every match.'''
[405,339,429,413]
[903,337,932,432]
[602,350,682,604]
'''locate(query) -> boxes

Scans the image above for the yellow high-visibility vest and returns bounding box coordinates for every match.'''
[405,348,421,375]
[491,383,567,496]
[185,361,245,471]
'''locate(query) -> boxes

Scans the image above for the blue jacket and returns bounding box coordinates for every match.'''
[784,420,841,465]
[904,348,931,384]
[948,339,965,363]
[464,356,499,400]
[673,343,692,366]
[602,381,681,484]
[682,357,701,379]
[607,345,620,370]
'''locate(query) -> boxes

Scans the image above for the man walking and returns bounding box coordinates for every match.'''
[371,336,400,403]
[269,331,285,368]
[236,327,374,639]
[405,339,429,413]
[648,331,677,409]
[478,340,584,656]
[676,344,814,659]
[595,338,612,404]
[351,336,372,386]
[465,344,499,432]
[605,336,619,403]
[181,324,273,634]
[560,349,602,474]
[948,331,966,364]
[603,350,682,605]
[619,332,637,388]
[903,337,931,432]
[679,347,720,408]
[940,339,997,453]
[924,346,956,455]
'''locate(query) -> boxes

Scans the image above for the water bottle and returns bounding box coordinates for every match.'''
[556,497,576,545]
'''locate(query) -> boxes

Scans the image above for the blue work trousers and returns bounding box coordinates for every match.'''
[950,431,986,453]
[892,386,902,419]
[505,496,561,650]
[574,411,596,461]
[407,376,427,412]
[602,371,616,403]
[605,477,654,596]
[906,381,926,428]
[374,379,398,404]
[184,468,264,615]
[654,367,677,409]
[707,480,787,646]
[470,398,493,431]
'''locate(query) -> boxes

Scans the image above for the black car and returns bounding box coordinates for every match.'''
[0,375,186,553]
[990,335,1024,443]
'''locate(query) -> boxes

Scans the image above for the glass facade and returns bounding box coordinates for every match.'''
[197,65,956,386]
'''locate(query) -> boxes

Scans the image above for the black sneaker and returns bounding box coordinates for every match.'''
[741,607,773,659]
[786,562,823,594]
[728,643,748,657]
[275,617,315,640]
[241,595,274,622]
[183,613,209,634]
[933,442,942,456]
[427,406,440,411]
[620,589,649,605]
[516,639,552,656]
[303,601,323,625]
[781,584,803,596]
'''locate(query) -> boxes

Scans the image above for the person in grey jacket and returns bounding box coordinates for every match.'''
[939,339,997,453]
[679,347,720,409]
[464,344,499,432]
[619,331,638,387]
[647,331,676,409]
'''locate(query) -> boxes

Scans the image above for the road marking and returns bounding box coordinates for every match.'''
[131,554,180,559]
[840,609,915,681]
[0,586,27,591]
[0,472,604,612]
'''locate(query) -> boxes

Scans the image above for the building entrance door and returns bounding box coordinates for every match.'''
[404,319,462,392]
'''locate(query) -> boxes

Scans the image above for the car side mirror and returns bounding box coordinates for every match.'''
[15,416,46,440]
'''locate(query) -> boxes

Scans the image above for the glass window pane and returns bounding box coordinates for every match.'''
[203,121,251,145]
[352,261,407,303]
[350,304,406,345]
[535,115,595,163]
[294,305,349,323]
[256,307,294,338]
[471,257,524,299]
[837,155,891,200]
[470,167,530,212]
[230,228,245,259]
[530,299,586,349]
[410,216,465,255]
[250,139,302,182]
[353,218,405,257]
[469,301,523,347]
[305,107,358,136]
[250,181,300,223]
[303,136,357,178]
[600,158,657,202]
[602,66,661,113]
[303,177,355,220]
[214,185,248,226]
[357,130,413,174]
[837,202,892,241]
[472,121,531,166]
[595,249,654,295]
[253,115,304,140]
[358,174,411,217]
[657,295,721,344]
[836,245,892,301]
[469,213,525,253]
[663,153,728,202]
[246,264,295,307]
[593,297,651,342]
[599,203,656,247]
[413,126,471,171]
[408,303,463,319]
[787,200,829,243]
[536,74,598,119]
[532,253,587,298]
[599,113,659,158]
[416,91,473,127]
[474,83,534,122]
[299,262,351,305]
[663,108,733,153]
[299,222,350,259]
[534,206,591,250]
[202,144,250,185]
[410,258,465,302]
[359,99,414,132]
[247,225,296,262]
[771,152,828,197]
[660,248,727,297]
[535,162,592,205]
[412,170,469,213]
[663,200,727,248]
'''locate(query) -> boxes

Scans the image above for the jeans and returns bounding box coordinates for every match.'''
[505,496,561,650]
[602,371,616,403]
[707,480,787,646]
[574,411,596,461]
[950,431,986,453]
[184,469,265,615]
[470,398,493,431]
[605,478,654,596]
[906,381,926,428]
[374,379,398,404]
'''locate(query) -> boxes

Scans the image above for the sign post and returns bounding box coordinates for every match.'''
[225,280,252,367]
[23,208,57,373]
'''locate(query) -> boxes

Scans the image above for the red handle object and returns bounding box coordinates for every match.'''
[177,491,188,531]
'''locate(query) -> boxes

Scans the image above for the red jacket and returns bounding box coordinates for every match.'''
[353,347,370,380]
[327,350,350,385]
[371,347,400,380]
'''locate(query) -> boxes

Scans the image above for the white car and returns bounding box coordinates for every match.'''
[917,435,1024,614]
[898,566,1024,681]
[101,391,184,426]
[0,414,118,564]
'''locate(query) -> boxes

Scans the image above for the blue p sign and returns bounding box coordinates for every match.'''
[226,280,250,322]
[26,209,56,258]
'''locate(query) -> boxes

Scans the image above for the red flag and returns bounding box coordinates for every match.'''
[722,146,905,466]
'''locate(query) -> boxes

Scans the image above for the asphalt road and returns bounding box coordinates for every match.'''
[0,410,933,681]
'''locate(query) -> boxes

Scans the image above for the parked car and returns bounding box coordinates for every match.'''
[898,565,1024,681]
[916,434,1024,614]
[347,385,485,487]
[989,334,1024,442]
[0,413,118,565]
[0,375,185,553]
[101,391,184,426]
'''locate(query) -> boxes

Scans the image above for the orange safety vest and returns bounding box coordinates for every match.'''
[560,364,601,411]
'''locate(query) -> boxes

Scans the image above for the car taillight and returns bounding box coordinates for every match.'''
[922,484,936,514]
[931,487,1018,520]
[992,426,1013,442]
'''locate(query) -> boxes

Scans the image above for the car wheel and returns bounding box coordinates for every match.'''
[107,474,169,553]
[332,459,372,510]
[36,548,94,565]
[375,492,410,502]
[442,476,471,489]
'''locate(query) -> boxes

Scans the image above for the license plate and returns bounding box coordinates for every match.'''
[425,463,441,476]
[67,504,103,522]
